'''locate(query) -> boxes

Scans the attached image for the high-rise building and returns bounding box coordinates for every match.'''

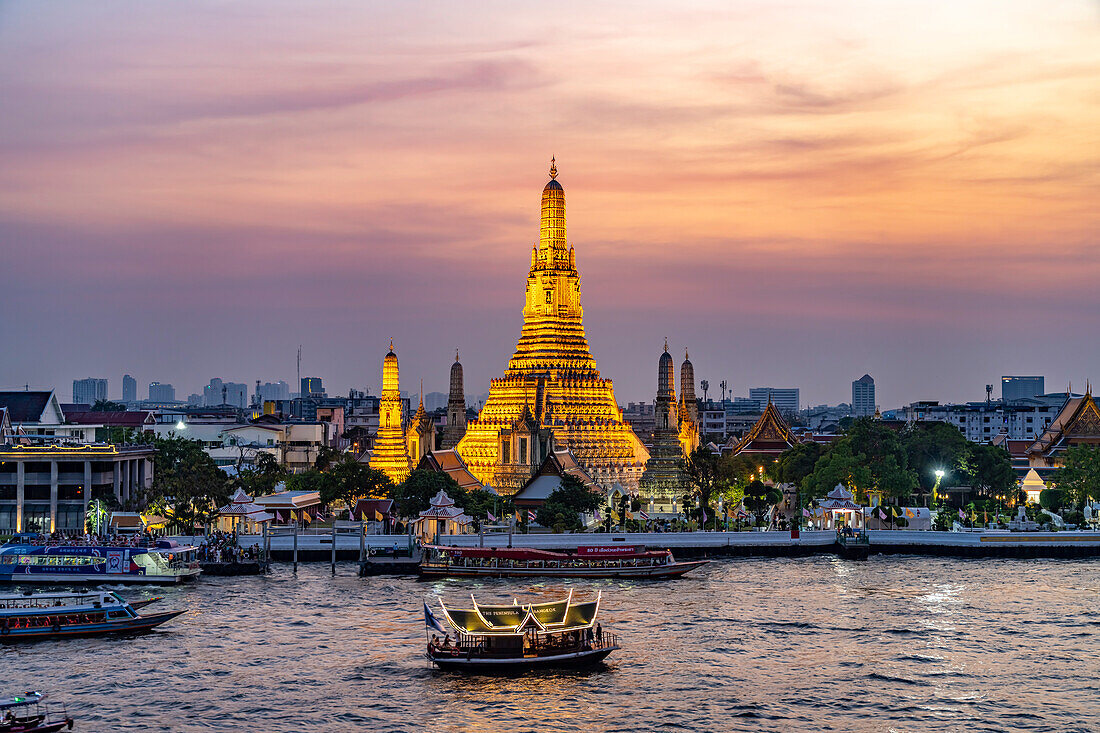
[72,378,108,405]
[1002,376,1044,402]
[748,387,799,414]
[455,160,649,494]
[203,378,247,408]
[301,377,325,399]
[852,374,876,417]
[256,380,291,404]
[148,382,176,402]
[122,374,137,403]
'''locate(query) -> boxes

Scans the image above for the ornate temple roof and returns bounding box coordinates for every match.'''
[1026,389,1100,458]
[725,400,796,456]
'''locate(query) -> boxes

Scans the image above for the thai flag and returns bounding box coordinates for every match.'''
[527,510,537,523]
[487,511,497,522]
[424,601,447,633]
[639,510,650,521]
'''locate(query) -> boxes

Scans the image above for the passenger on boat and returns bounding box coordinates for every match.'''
[595,623,602,644]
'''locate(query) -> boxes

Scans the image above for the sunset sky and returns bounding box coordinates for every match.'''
[1,0,1098,408]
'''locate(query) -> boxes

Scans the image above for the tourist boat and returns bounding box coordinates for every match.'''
[425,590,618,670]
[0,540,201,584]
[0,591,185,642]
[420,544,708,579]
[0,692,73,732]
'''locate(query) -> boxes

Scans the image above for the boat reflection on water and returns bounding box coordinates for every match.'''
[424,590,619,671]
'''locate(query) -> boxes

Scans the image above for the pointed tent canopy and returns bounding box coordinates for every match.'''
[437,590,601,636]
[218,488,275,520]
[819,484,861,511]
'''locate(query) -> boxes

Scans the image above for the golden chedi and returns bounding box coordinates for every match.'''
[369,340,412,483]
[457,160,649,494]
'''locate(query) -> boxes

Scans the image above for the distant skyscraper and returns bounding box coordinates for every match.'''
[72,378,107,405]
[852,374,876,417]
[1002,376,1044,402]
[748,387,799,414]
[122,374,137,402]
[301,377,325,398]
[256,380,291,403]
[203,378,247,408]
[148,382,176,402]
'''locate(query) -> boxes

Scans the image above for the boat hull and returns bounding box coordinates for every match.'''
[0,609,185,643]
[0,570,199,585]
[420,560,707,580]
[429,645,618,671]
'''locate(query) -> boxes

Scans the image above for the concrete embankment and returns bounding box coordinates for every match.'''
[171,530,1100,569]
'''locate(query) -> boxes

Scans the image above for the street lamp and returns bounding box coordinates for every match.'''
[933,469,945,505]
[175,420,187,431]
[718,498,724,532]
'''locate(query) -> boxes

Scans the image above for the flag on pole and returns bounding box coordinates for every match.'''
[802,508,811,518]
[486,511,497,522]
[639,510,650,521]
[958,508,965,519]
[701,508,708,523]
[594,508,602,523]
[879,509,887,521]
[906,508,916,519]
[374,510,384,522]
[424,601,447,633]
[527,510,537,523]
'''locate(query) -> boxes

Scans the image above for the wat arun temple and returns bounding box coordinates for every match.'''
[456,161,651,494]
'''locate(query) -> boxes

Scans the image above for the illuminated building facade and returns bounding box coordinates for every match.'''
[369,341,412,483]
[440,351,467,449]
[678,350,700,455]
[406,386,435,465]
[456,160,649,494]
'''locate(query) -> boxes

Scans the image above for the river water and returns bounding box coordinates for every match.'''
[5,556,1100,732]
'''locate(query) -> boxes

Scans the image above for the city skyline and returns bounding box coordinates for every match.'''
[2,1,1098,408]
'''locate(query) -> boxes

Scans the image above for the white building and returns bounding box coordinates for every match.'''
[748,387,799,414]
[901,394,1068,442]
[852,374,875,417]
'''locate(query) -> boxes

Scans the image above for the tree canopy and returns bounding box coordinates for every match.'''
[1052,444,1100,506]
[966,444,1017,498]
[536,475,601,532]
[143,434,232,532]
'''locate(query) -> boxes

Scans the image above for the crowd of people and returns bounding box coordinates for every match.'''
[14,531,152,547]
[197,531,262,563]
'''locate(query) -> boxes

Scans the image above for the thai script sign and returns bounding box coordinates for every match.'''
[576,545,637,557]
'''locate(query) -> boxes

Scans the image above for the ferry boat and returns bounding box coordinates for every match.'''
[0,540,201,584]
[0,692,74,732]
[0,591,184,642]
[420,544,708,579]
[425,590,618,670]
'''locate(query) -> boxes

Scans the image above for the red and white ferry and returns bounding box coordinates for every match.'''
[419,544,707,579]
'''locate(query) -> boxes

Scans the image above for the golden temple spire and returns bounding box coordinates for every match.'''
[455,348,460,362]
[389,337,394,352]
[549,156,557,180]
[664,337,668,353]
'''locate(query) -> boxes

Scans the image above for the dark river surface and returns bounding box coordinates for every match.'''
[5,556,1100,732]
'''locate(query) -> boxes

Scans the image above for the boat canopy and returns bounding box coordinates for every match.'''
[0,692,44,710]
[438,591,601,636]
[426,545,670,561]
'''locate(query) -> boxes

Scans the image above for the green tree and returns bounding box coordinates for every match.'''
[1051,444,1100,506]
[1039,488,1065,514]
[775,442,826,486]
[743,480,782,523]
[536,475,601,531]
[313,445,345,472]
[392,469,462,518]
[91,399,127,412]
[846,418,918,500]
[456,489,510,530]
[319,459,394,509]
[144,434,232,532]
[902,421,971,494]
[235,452,287,497]
[682,446,727,519]
[966,444,1016,499]
[718,453,766,487]
[800,440,873,502]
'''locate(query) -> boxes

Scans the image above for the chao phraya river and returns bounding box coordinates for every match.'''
[6,556,1100,732]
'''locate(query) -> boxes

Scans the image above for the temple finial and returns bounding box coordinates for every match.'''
[455,348,460,362]
[549,156,557,180]
[389,337,394,351]
[419,379,424,407]
[685,348,689,361]
[663,337,668,353]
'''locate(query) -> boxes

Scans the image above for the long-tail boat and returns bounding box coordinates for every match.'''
[420,544,707,579]
[0,591,184,642]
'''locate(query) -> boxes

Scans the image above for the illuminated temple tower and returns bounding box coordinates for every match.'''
[678,350,700,455]
[456,160,649,494]
[439,350,467,449]
[369,340,412,483]
[640,340,685,499]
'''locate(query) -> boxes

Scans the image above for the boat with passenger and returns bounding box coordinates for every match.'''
[0,591,184,642]
[420,544,707,579]
[0,692,73,732]
[0,538,200,584]
[424,590,618,670]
